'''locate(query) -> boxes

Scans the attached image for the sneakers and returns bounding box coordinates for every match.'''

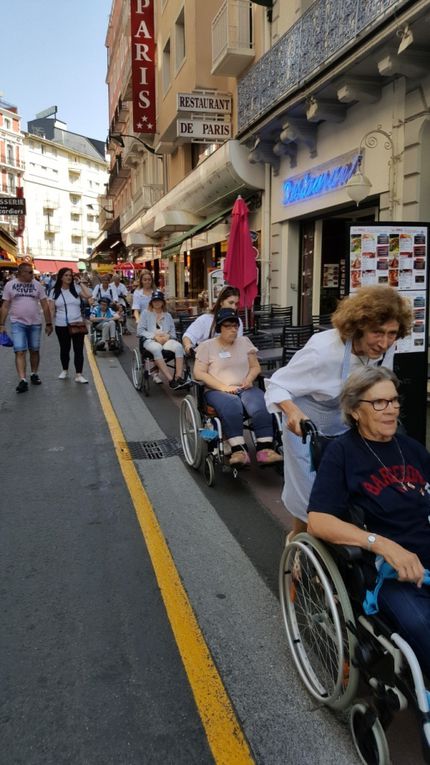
[75,374,88,384]
[229,449,251,467]
[30,373,42,385]
[256,448,284,465]
[169,376,188,390]
[58,370,68,379]
[108,338,117,350]
[16,379,28,394]
[96,341,106,351]
[152,373,163,384]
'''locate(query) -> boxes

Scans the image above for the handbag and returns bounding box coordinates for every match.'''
[61,292,88,336]
[0,330,13,347]
[68,322,88,336]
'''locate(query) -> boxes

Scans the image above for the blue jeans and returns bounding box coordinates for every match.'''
[11,322,42,352]
[205,387,274,440]
[379,579,430,678]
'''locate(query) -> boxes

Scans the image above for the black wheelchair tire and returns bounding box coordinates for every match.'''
[143,370,150,397]
[350,702,390,765]
[204,456,215,487]
[179,395,203,469]
[131,348,143,391]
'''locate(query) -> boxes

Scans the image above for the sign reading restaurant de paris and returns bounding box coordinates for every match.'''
[176,90,232,142]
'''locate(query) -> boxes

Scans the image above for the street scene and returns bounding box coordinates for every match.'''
[2,1,430,764]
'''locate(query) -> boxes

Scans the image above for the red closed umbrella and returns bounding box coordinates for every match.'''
[223,196,258,324]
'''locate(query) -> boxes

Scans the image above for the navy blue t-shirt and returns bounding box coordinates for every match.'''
[308,429,430,569]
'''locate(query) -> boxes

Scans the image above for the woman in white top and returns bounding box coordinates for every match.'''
[49,268,92,383]
[132,269,155,322]
[182,286,243,354]
[264,286,412,539]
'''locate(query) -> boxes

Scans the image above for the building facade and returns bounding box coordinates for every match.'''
[238,0,430,320]
[103,0,265,304]
[0,98,25,263]
[23,115,108,273]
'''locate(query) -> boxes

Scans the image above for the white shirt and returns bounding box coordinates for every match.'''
[264,329,395,412]
[51,287,83,327]
[183,312,244,346]
[132,289,152,313]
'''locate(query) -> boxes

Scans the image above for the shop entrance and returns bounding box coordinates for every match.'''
[298,204,378,322]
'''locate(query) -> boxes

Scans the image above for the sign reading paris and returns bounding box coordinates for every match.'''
[0,197,26,215]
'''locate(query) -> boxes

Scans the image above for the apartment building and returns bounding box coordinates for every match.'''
[23,114,108,273]
[103,0,265,300]
[238,0,430,320]
[0,98,24,263]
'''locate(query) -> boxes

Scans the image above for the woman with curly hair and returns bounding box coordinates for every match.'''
[264,285,412,539]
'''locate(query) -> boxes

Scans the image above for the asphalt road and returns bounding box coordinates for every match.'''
[0,327,426,764]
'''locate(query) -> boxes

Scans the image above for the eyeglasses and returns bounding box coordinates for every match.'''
[359,396,401,411]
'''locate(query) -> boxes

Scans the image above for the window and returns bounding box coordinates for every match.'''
[175,8,185,71]
[4,117,11,130]
[162,39,171,95]
[71,213,80,221]
[7,173,15,193]
[71,235,82,244]
[6,144,13,163]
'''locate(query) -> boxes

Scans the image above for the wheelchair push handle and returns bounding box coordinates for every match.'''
[300,419,319,444]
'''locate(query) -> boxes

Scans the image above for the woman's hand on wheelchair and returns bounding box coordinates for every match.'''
[223,384,241,394]
[280,401,309,436]
[377,538,426,586]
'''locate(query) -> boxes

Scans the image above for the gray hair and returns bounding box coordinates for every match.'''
[340,366,399,427]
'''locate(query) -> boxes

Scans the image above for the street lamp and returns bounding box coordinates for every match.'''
[109,132,162,158]
[346,125,400,217]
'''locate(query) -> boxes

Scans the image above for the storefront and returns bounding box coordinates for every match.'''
[269,83,409,321]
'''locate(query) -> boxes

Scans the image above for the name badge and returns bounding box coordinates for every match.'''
[218,351,231,359]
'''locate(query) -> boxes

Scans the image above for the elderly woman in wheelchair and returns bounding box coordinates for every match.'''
[137,290,187,390]
[280,366,430,764]
[90,297,123,353]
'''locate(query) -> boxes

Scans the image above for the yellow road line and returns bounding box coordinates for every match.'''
[86,346,254,765]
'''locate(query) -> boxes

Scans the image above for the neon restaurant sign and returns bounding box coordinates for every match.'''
[282,153,360,206]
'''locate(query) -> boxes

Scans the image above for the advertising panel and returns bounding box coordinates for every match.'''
[349,224,429,443]
[131,0,156,133]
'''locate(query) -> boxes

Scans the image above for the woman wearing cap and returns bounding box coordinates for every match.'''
[137,290,187,389]
[194,308,283,466]
[264,285,412,541]
[182,286,243,354]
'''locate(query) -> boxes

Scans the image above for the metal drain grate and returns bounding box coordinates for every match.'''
[127,437,182,460]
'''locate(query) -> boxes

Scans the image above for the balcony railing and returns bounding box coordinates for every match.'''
[238,0,410,132]
[45,224,60,234]
[212,0,254,76]
[120,184,164,229]
[0,156,25,171]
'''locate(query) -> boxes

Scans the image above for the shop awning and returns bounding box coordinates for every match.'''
[34,259,79,273]
[0,229,18,263]
[161,204,233,258]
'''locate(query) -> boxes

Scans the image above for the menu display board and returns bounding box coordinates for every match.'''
[350,225,428,354]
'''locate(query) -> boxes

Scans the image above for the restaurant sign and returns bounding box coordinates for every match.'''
[131,0,156,134]
[0,196,26,215]
[177,119,231,140]
[282,152,360,206]
[177,91,232,114]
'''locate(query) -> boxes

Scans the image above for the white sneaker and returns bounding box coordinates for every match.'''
[152,373,163,384]
[58,370,68,379]
[75,374,88,384]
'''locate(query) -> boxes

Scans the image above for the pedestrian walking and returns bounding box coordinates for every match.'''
[49,267,92,384]
[0,262,53,393]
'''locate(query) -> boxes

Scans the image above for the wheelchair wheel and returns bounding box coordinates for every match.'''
[114,331,124,355]
[179,395,203,469]
[142,368,150,397]
[204,455,215,486]
[90,331,97,355]
[350,702,390,765]
[131,349,143,391]
[279,532,359,711]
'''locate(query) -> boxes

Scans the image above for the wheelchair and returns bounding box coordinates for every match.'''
[89,318,124,355]
[131,337,191,396]
[179,379,283,486]
[279,422,430,765]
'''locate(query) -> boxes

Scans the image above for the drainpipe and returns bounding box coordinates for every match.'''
[261,163,271,305]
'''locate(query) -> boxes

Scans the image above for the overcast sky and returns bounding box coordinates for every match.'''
[1,0,112,140]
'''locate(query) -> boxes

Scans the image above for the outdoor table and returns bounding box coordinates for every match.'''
[257,347,283,369]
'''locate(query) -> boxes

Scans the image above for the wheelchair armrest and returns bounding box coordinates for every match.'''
[325,543,366,562]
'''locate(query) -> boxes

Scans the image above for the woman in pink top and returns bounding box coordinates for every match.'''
[194,308,283,467]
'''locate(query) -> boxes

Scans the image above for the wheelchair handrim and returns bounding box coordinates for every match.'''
[179,395,203,469]
[279,537,358,709]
